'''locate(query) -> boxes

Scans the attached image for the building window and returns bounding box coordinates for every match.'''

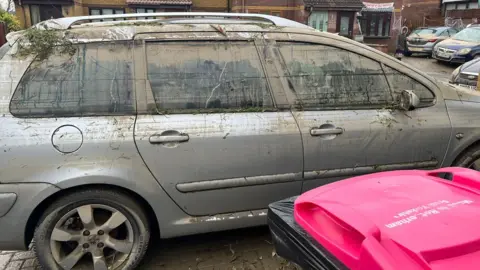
[359,13,391,37]
[457,3,467,10]
[308,11,328,32]
[469,2,479,9]
[446,3,456,10]
[136,8,155,19]
[89,8,125,21]
[30,4,63,25]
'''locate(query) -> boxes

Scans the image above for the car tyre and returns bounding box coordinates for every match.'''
[453,144,480,170]
[33,189,151,270]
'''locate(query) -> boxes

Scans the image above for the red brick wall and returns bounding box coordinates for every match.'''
[231,0,304,22]
[0,23,6,47]
[327,11,337,32]
[446,9,480,24]
[363,0,442,29]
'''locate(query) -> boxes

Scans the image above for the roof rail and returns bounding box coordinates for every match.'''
[35,12,312,30]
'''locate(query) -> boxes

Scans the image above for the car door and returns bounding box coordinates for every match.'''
[133,32,303,216]
[273,37,452,191]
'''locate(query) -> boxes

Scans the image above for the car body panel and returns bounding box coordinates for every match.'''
[135,113,304,216]
[438,83,480,167]
[270,33,452,191]
[0,183,60,250]
[1,19,480,251]
[133,33,304,216]
[442,99,480,167]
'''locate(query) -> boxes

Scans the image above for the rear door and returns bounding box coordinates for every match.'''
[134,32,303,216]
[272,35,451,191]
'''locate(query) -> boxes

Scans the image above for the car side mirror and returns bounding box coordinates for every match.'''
[396,90,420,111]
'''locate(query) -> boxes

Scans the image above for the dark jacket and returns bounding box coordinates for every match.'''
[396,33,407,51]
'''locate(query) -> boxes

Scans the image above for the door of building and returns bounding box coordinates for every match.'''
[337,12,354,38]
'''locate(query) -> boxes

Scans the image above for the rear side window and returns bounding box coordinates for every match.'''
[277,42,393,109]
[145,41,274,114]
[10,42,134,118]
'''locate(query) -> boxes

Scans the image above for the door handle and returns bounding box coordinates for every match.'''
[310,128,344,136]
[149,134,189,144]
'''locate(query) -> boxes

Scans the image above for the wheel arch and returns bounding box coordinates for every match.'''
[24,183,160,248]
[448,139,480,167]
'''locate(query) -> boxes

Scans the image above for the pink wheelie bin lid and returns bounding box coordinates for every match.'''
[294,167,480,270]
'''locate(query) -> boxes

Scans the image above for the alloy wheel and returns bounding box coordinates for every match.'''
[50,204,134,270]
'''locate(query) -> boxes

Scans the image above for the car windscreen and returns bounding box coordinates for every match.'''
[453,28,480,42]
[0,43,10,61]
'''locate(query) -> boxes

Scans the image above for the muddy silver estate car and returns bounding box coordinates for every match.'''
[1,12,480,270]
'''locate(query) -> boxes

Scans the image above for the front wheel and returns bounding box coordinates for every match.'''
[33,189,151,270]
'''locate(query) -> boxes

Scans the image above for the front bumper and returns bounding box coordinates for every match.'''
[0,183,59,250]
[407,44,434,53]
[432,51,468,63]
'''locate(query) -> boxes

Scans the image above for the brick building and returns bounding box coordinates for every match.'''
[303,0,364,39]
[354,0,443,51]
[230,0,305,22]
[14,0,228,28]
[442,0,480,26]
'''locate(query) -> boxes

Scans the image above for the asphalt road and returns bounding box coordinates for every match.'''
[402,55,456,82]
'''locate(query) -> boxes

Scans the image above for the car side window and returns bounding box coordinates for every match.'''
[10,42,135,117]
[145,41,274,114]
[383,66,435,105]
[277,42,393,109]
[440,30,450,37]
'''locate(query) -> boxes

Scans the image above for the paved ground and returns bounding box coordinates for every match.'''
[0,227,297,270]
[402,55,457,82]
[0,56,455,270]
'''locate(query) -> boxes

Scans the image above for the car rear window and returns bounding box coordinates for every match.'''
[0,43,11,61]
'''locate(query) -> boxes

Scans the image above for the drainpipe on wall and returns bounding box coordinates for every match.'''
[19,0,27,29]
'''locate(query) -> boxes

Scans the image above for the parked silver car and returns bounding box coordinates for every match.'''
[406,26,458,56]
[1,12,480,270]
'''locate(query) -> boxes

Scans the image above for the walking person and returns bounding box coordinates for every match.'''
[395,27,408,61]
